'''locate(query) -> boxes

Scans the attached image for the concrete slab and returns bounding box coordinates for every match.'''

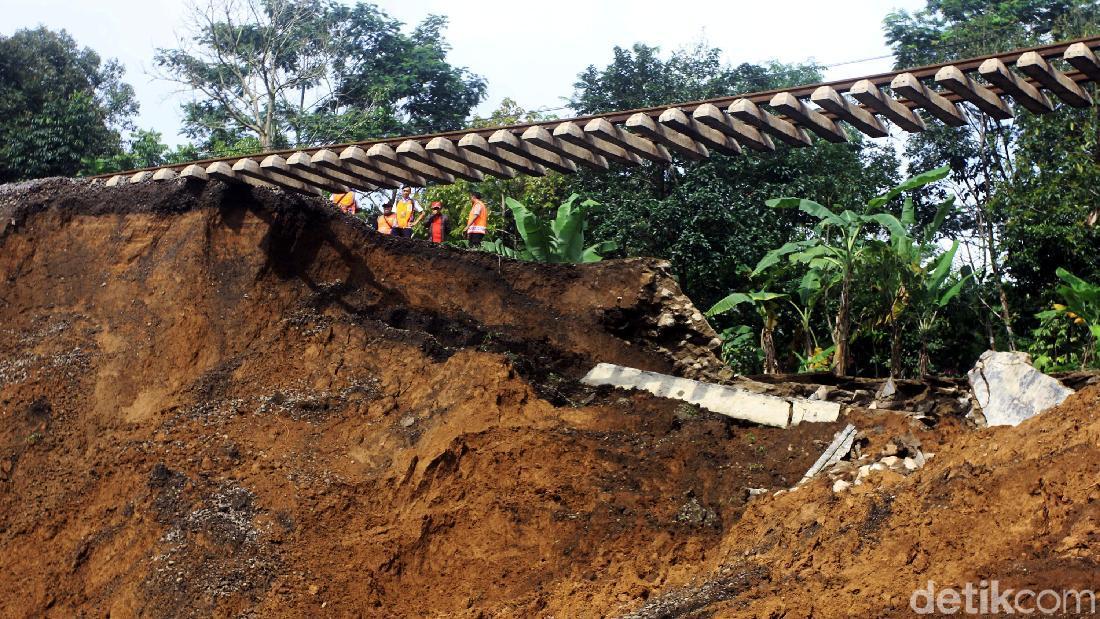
[791,398,842,424]
[582,363,841,428]
[799,424,857,484]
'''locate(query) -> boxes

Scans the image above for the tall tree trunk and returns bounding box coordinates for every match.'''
[833,268,852,377]
[984,214,1017,351]
[918,333,931,377]
[975,120,1017,351]
[762,326,779,375]
[890,318,903,379]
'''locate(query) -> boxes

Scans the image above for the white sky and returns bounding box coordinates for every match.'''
[2,0,927,146]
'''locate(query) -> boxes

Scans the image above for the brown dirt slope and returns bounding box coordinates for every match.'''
[623,385,1100,618]
[0,178,838,617]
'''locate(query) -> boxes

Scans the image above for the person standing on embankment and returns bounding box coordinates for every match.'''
[391,186,424,238]
[376,204,397,235]
[425,201,450,243]
[465,191,488,245]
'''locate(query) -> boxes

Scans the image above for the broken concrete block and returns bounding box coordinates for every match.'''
[877,377,897,399]
[809,385,831,401]
[581,363,791,427]
[967,350,1075,426]
[798,424,857,483]
[791,398,842,424]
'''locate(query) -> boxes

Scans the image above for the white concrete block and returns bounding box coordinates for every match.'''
[581,363,791,428]
[791,398,841,424]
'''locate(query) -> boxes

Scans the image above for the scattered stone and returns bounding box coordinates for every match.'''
[675,497,719,527]
[656,313,676,328]
[832,479,851,493]
[400,415,416,428]
[877,378,897,400]
[968,350,1074,426]
[809,385,832,401]
[880,456,900,468]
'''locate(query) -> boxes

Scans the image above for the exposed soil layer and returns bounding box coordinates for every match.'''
[2,179,1096,618]
[623,389,1100,618]
[0,179,833,617]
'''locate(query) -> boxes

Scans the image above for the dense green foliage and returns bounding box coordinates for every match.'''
[154,0,485,152]
[0,27,138,182]
[883,0,1100,362]
[482,195,617,263]
[726,167,966,376]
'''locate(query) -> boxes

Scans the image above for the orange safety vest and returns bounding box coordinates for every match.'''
[377,213,397,235]
[394,199,417,228]
[467,198,488,234]
[332,192,357,213]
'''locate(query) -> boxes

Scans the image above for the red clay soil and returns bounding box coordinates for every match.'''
[0,178,1096,618]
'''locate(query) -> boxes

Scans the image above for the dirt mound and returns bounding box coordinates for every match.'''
[0,178,838,617]
[2,178,1096,618]
[625,385,1100,617]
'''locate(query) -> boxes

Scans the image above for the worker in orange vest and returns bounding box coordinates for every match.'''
[391,187,424,238]
[425,201,451,243]
[465,191,488,245]
[376,204,398,235]
[331,191,357,215]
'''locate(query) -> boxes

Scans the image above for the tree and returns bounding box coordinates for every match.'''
[0,27,137,182]
[867,171,963,376]
[156,0,338,150]
[754,167,954,376]
[884,0,1100,351]
[996,105,1100,311]
[706,291,787,374]
[330,11,486,136]
[155,0,485,152]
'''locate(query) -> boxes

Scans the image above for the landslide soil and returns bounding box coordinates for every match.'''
[624,386,1100,618]
[0,179,837,617]
[3,178,1097,618]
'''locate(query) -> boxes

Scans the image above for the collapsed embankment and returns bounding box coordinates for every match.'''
[0,178,836,617]
[1,178,1097,618]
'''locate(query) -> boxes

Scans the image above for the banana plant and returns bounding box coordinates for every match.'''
[756,166,952,376]
[1047,268,1100,367]
[482,194,617,263]
[868,181,963,377]
[707,290,787,374]
[912,244,970,375]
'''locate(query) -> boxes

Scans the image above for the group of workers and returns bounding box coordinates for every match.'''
[330,186,488,245]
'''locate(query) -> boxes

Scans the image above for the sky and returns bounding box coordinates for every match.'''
[2,0,928,146]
